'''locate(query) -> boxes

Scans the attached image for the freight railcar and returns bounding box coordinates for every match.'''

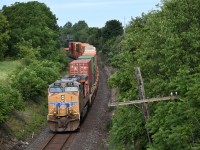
[68,42,90,59]
[47,43,99,132]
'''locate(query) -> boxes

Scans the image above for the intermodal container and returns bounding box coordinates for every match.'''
[84,46,96,51]
[68,42,74,56]
[69,60,92,83]
[78,55,95,74]
[81,43,90,52]
[83,50,96,55]
[77,43,85,57]
[74,42,81,58]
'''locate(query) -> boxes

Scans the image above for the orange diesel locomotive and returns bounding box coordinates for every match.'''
[47,43,99,132]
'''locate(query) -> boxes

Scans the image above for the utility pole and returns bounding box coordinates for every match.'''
[134,67,152,144]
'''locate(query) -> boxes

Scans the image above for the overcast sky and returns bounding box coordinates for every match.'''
[0,0,161,27]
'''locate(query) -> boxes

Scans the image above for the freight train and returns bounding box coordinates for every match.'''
[47,42,99,132]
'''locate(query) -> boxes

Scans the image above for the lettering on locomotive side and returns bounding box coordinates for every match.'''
[49,101,78,108]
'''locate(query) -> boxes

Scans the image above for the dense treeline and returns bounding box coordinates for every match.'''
[60,20,101,48]
[60,19,123,51]
[106,0,200,149]
[0,2,67,123]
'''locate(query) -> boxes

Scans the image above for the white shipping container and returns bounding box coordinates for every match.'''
[84,46,96,51]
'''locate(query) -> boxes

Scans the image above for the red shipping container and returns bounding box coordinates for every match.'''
[69,60,92,82]
[72,42,80,58]
[70,60,93,95]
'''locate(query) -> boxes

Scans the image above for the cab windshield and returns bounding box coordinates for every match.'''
[49,87,63,93]
[64,87,78,92]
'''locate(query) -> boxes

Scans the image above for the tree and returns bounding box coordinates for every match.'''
[72,20,88,32]
[102,20,123,41]
[64,21,72,28]
[61,21,73,35]
[87,27,101,47]
[2,1,62,61]
[100,20,123,55]
[0,12,10,60]
[73,28,89,42]
[72,20,89,42]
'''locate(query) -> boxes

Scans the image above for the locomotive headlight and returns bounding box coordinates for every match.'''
[61,95,65,101]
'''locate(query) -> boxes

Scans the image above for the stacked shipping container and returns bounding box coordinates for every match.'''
[68,42,91,59]
[78,55,96,84]
[69,42,98,95]
[69,60,92,96]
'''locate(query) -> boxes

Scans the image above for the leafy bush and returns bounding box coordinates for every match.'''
[0,82,24,123]
[109,106,147,150]
[0,12,10,60]
[11,60,60,101]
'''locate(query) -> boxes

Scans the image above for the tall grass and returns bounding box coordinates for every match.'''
[0,60,21,80]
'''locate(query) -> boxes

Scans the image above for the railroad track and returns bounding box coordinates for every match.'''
[38,133,72,150]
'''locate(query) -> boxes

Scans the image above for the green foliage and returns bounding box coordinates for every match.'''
[60,20,102,50]
[8,100,47,141]
[0,60,21,81]
[100,35,123,62]
[109,106,147,150]
[72,20,88,32]
[102,20,123,41]
[2,1,65,63]
[99,20,124,56]
[0,12,10,60]
[74,28,89,42]
[11,60,60,101]
[108,0,200,149]
[62,21,73,35]
[15,111,46,140]
[15,40,40,63]
[70,20,89,42]
[87,27,102,46]
[0,82,24,123]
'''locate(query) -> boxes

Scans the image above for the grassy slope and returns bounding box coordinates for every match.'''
[7,101,47,140]
[0,60,21,80]
[0,60,47,143]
